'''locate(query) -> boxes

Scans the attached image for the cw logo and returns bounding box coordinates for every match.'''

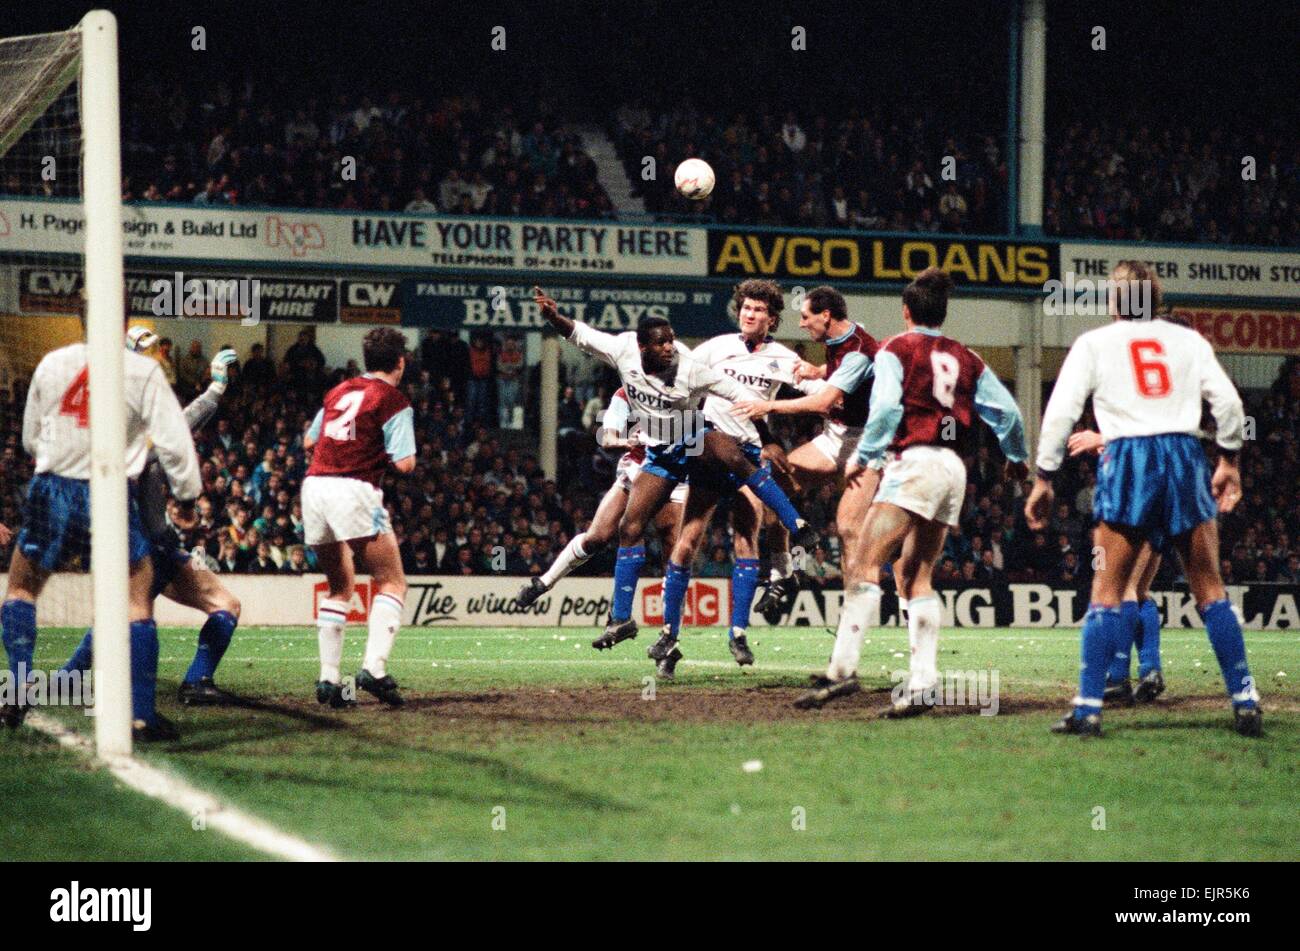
[266,216,326,256]
[313,580,370,621]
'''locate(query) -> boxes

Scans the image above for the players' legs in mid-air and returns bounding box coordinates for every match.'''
[1174,518,1261,735]
[754,440,838,617]
[699,430,817,550]
[1104,543,1165,703]
[592,470,676,650]
[650,481,726,678]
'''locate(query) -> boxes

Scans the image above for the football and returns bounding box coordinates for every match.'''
[674,157,715,200]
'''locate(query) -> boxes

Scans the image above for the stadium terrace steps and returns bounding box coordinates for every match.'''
[572,124,645,215]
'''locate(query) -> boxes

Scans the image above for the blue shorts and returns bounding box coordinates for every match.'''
[641,431,764,496]
[1093,434,1217,546]
[16,473,151,572]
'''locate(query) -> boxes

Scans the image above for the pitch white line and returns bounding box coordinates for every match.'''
[26,712,338,862]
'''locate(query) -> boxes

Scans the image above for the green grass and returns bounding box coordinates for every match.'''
[7,623,1297,861]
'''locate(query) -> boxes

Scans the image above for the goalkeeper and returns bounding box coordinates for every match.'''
[61,331,242,706]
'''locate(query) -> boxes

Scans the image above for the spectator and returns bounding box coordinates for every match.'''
[178,339,207,398]
[496,335,525,430]
[154,337,178,388]
[242,343,277,387]
[466,332,496,425]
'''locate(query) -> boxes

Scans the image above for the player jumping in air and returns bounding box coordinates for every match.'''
[516,386,687,608]
[59,329,244,707]
[302,327,415,708]
[732,285,881,612]
[1026,260,1261,737]
[654,279,822,674]
[1,325,202,740]
[533,286,818,656]
[795,268,1028,713]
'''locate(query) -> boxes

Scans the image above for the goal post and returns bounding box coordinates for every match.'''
[80,9,131,758]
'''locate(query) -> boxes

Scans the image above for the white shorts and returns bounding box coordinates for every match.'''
[615,454,689,504]
[810,420,864,470]
[302,475,392,545]
[875,446,968,527]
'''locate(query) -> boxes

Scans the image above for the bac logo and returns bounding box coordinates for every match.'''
[641,580,722,626]
[346,282,397,306]
[265,216,326,257]
[313,581,369,622]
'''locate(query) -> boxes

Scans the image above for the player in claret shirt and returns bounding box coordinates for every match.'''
[1026,260,1260,738]
[796,268,1028,713]
[302,327,415,709]
[731,285,881,615]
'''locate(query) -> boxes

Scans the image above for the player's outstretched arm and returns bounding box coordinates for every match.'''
[384,406,417,475]
[141,363,203,502]
[534,286,575,338]
[732,384,841,420]
[182,348,238,432]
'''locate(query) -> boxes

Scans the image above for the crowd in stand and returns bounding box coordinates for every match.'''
[615,101,1009,234]
[112,79,613,219]
[3,332,1298,593]
[1042,118,1300,246]
[10,74,1295,247]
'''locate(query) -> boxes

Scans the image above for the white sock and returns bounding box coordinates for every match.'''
[907,594,941,693]
[769,551,793,582]
[541,533,590,588]
[363,592,404,679]
[316,598,348,683]
[828,582,881,680]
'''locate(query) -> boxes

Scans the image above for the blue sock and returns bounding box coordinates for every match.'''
[1075,604,1120,720]
[129,619,160,725]
[743,469,803,533]
[184,610,238,684]
[611,546,646,622]
[730,558,761,634]
[1137,598,1162,677]
[63,629,94,674]
[1,599,36,680]
[662,561,691,639]
[1107,600,1138,683]
[1200,599,1257,710]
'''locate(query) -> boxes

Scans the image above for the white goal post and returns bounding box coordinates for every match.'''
[80,10,130,758]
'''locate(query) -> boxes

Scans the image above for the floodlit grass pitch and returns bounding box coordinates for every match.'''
[5,624,1295,861]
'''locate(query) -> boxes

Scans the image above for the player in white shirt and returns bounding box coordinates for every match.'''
[533,286,818,656]
[1026,260,1261,737]
[515,387,686,608]
[650,279,823,675]
[1,331,201,740]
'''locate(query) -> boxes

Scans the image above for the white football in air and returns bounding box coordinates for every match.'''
[674,158,715,200]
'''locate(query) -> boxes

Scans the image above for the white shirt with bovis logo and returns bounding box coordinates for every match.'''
[693,333,825,446]
[567,321,750,446]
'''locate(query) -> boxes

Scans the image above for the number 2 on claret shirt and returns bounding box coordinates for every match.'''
[323,390,365,441]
